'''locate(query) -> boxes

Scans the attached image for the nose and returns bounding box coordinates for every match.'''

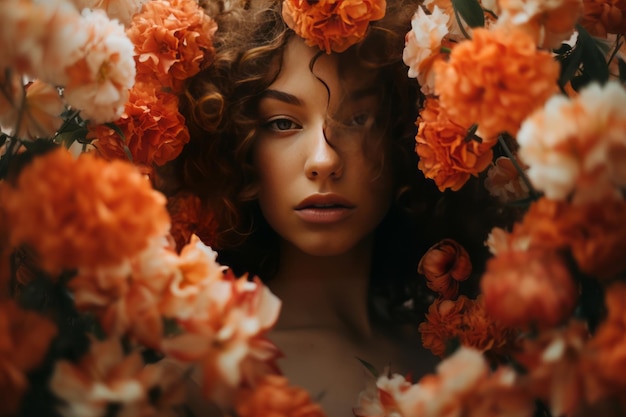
[304,122,343,180]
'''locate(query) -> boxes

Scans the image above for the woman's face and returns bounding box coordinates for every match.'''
[252,37,394,257]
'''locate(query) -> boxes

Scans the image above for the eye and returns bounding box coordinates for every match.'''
[264,117,301,131]
[351,113,371,127]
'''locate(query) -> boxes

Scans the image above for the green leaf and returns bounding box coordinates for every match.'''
[556,43,584,89]
[356,357,379,378]
[619,57,626,82]
[575,25,610,86]
[451,0,485,28]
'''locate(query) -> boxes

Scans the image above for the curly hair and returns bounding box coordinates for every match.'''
[173,0,443,319]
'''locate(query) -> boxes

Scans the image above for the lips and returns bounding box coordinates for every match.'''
[294,194,355,224]
[295,194,356,210]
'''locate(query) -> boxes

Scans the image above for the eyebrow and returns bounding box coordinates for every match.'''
[349,86,379,101]
[259,89,302,106]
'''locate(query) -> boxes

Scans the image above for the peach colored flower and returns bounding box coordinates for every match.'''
[481,249,578,330]
[518,81,626,203]
[0,300,57,417]
[354,372,412,417]
[50,338,186,417]
[415,97,495,191]
[484,157,530,204]
[484,226,530,255]
[434,28,559,140]
[580,0,626,37]
[70,0,147,27]
[90,82,190,167]
[167,191,217,251]
[0,70,24,134]
[403,5,450,95]
[63,8,136,124]
[282,0,386,54]
[127,0,218,92]
[418,238,471,299]
[234,375,327,417]
[2,147,170,274]
[495,0,583,49]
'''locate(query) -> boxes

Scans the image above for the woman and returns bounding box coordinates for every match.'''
[173,0,442,414]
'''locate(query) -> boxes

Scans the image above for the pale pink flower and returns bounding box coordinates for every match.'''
[69,0,147,26]
[496,0,584,49]
[15,80,65,139]
[485,226,530,255]
[403,6,450,95]
[0,71,24,134]
[518,81,626,203]
[354,372,412,417]
[63,8,136,124]
[484,157,530,203]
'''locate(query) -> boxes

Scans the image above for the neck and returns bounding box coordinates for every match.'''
[268,237,375,340]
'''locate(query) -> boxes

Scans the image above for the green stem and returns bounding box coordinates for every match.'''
[497,134,540,200]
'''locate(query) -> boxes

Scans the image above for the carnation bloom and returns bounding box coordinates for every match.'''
[484,156,530,204]
[417,238,472,299]
[166,191,217,251]
[354,372,412,417]
[518,81,626,203]
[282,0,386,53]
[90,82,191,167]
[402,5,450,95]
[415,97,495,191]
[434,28,559,140]
[2,147,170,274]
[481,249,578,330]
[69,0,147,27]
[580,0,626,37]
[127,0,218,92]
[50,338,186,417]
[63,8,136,124]
[0,301,57,417]
[496,0,583,49]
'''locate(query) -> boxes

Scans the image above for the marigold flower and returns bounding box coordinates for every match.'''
[434,28,559,140]
[127,0,218,92]
[580,0,626,37]
[484,157,530,204]
[69,0,147,27]
[2,147,170,274]
[415,97,495,191]
[481,249,577,330]
[282,0,386,54]
[90,82,190,167]
[424,0,500,37]
[518,81,626,203]
[354,372,412,417]
[418,238,472,299]
[0,300,57,417]
[496,0,583,49]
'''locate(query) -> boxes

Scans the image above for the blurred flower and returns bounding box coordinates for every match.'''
[354,372,412,417]
[69,0,147,26]
[167,191,217,251]
[434,28,559,140]
[0,300,57,417]
[415,97,495,191]
[518,81,626,203]
[481,249,578,330]
[417,238,471,299]
[90,82,190,167]
[402,5,450,95]
[63,8,136,124]
[496,0,583,49]
[50,338,186,417]
[2,147,170,274]
[234,375,327,417]
[579,0,626,37]
[281,0,386,53]
[484,157,530,204]
[127,0,218,92]
[0,71,24,133]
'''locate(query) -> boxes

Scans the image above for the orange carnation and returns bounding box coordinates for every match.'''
[167,191,217,252]
[90,82,190,168]
[434,28,559,140]
[2,147,170,273]
[415,97,495,191]
[580,0,626,37]
[282,0,386,53]
[418,238,472,299]
[127,0,218,92]
[234,375,327,417]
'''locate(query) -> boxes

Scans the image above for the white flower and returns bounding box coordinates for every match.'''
[69,0,147,26]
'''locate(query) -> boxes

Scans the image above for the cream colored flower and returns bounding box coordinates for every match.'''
[69,0,147,26]
[403,6,449,94]
[63,8,135,124]
[518,81,626,203]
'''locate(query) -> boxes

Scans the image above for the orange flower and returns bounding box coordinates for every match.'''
[2,147,170,273]
[167,192,217,251]
[90,82,191,168]
[282,0,386,54]
[434,28,559,140]
[580,0,626,37]
[234,375,327,417]
[481,249,578,330]
[0,300,57,417]
[419,296,518,359]
[484,157,530,204]
[127,0,218,92]
[415,97,495,191]
[418,238,472,299]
